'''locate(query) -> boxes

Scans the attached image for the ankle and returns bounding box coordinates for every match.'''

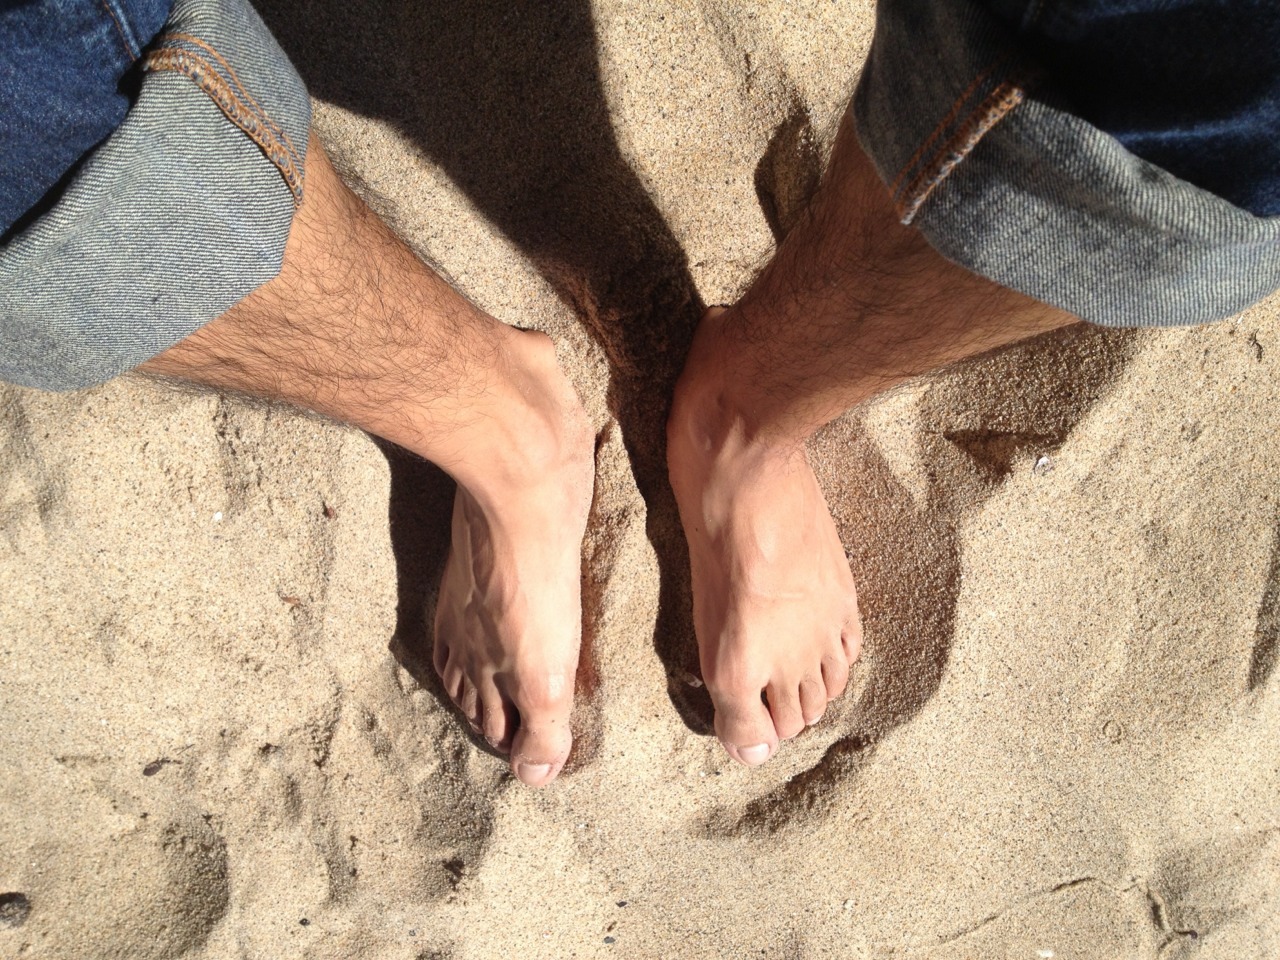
[669,308,812,465]
[445,327,593,508]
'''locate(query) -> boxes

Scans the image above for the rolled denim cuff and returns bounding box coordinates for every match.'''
[0,0,310,391]
[853,0,1280,328]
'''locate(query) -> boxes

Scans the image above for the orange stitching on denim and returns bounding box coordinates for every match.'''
[163,32,303,168]
[100,0,135,62]
[142,48,304,203]
[888,59,1004,202]
[161,32,303,171]
[895,81,1025,224]
[157,32,303,171]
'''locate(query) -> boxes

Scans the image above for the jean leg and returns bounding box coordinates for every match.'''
[853,0,1280,328]
[0,0,311,391]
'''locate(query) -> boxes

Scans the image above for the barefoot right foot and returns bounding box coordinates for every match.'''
[136,140,597,787]
[431,329,594,787]
[668,307,862,767]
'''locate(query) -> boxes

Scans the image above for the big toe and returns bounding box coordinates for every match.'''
[510,724,572,787]
[507,676,575,787]
[711,681,779,767]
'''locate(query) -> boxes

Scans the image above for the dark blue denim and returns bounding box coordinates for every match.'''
[987,0,1280,217]
[0,0,173,235]
[0,0,311,390]
[855,0,1280,327]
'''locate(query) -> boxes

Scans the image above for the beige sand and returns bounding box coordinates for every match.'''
[3,2,1280,957]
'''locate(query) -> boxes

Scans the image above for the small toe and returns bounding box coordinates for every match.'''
[842,618,863,663]
[766,681,806,741]
[480,687,513,751]
[459,679,480,729]
[441,663,465,704]
[710,679,779,766]
[432,635,450,678]
[798,676,827,726]
[821,653,850,701]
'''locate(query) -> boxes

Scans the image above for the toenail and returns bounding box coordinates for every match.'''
[737,743,771,766]
[516,762,553,784]
[806,713,824,727]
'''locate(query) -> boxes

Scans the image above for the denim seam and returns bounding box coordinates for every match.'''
[888,58,1006,203]
[141,42,304,202]
[99,0,137,61]
[898,79,1026,224]
[162,31,304,169]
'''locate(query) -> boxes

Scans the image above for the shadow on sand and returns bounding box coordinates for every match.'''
[257,3,1140,787]
[257,1,709,731]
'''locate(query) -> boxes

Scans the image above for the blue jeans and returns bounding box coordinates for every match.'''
[0,0,310,390]
[1,0,171,236]
[855,0,1280,328]
[1,0,1277,390]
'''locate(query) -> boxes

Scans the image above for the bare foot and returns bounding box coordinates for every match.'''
[667,307,862,767]
[137,138,598,787]
[432,329,594,787]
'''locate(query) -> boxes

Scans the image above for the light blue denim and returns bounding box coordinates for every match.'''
[0,0,309,391]
[854,0,1280,327]
[5,0,1279,392]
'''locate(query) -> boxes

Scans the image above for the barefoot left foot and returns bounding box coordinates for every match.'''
[668,307,862,767]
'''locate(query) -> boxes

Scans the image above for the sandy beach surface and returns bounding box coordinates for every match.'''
[3,2,1280,957]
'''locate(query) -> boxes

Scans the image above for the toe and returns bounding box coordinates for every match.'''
[842,616,863,663]
[709,677,778,766]
[507,670,575,787]
[766,681,806,741]
[820,652,849,701]
[432,633,450,679]
[799,676,828,726]
[442,663,465,704]
[480,687,513,752]
[459,679,480,730]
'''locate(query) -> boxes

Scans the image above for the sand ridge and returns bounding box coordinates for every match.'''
[3,2,1280,957]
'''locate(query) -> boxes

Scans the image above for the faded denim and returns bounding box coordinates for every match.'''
[0,0,309,390]
[3,0,1278,391]
[854,0,1280,327]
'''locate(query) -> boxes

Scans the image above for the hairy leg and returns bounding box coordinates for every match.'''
[142,137,593,787]
[669,106,1078,766]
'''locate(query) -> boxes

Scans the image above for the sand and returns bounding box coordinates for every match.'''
[3,2,1280,957]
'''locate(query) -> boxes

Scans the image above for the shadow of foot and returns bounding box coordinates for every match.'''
[707,324,1141,836]
[255,0,715,744]
[374,440,456,697]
